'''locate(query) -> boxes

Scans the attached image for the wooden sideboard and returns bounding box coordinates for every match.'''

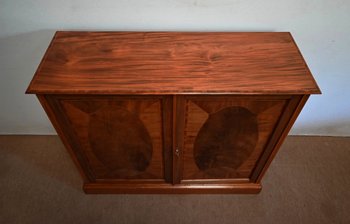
[26,32,321,194]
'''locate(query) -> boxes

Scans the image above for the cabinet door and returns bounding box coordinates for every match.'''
[174,95,292,184]
[44,95,172,184]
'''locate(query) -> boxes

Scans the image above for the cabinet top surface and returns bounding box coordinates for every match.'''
[26,31,320,95]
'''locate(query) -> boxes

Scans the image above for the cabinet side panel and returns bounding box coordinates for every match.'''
[37,95,92,182]
[252,95,309,182]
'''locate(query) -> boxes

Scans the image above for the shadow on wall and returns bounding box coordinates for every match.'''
[0,30,56,134]
[0,30,348,136]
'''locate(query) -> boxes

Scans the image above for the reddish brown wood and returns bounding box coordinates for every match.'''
[83,182,262,194]
[162,97,173,183]
[254,95,310,182]
[179,95,289,183]
[45,95,172,183]
[173,96,186,184]
[26,32,321,194]
[26,31,320,95]
[37,95,91,182]
[193,107,258,171]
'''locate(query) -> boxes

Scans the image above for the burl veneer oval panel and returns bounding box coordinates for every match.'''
[194,107,258,177]
[88,105,153,174]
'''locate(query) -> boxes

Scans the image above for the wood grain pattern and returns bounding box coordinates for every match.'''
[88,104,152,174]
[26,32,321,95]
[83,182,262,194]
[25,32,321,193]
[194,106,258,173]
[46,95,172,181]
[252,95,308,182]
[37,95,92,182]
[173,95,185,184]
[179,95,288,182]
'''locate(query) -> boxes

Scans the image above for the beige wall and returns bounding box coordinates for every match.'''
[0,0,349,136]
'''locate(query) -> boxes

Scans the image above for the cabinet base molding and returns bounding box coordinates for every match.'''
[83,183,262,194]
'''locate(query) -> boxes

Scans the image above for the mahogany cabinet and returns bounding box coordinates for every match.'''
[26,32,321,193]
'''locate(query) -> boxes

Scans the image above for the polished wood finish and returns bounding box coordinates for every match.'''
[26,32,320,194]
[254,95,309,182]
[37,95,90,182]
[26,32,320,95]
[83,182,262,194]
[179,95,289,182]
[45,95,172,183]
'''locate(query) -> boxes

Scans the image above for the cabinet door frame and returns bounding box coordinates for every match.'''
[36,93,308,193]
[173,94,307,185]
[39,94,173,185]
